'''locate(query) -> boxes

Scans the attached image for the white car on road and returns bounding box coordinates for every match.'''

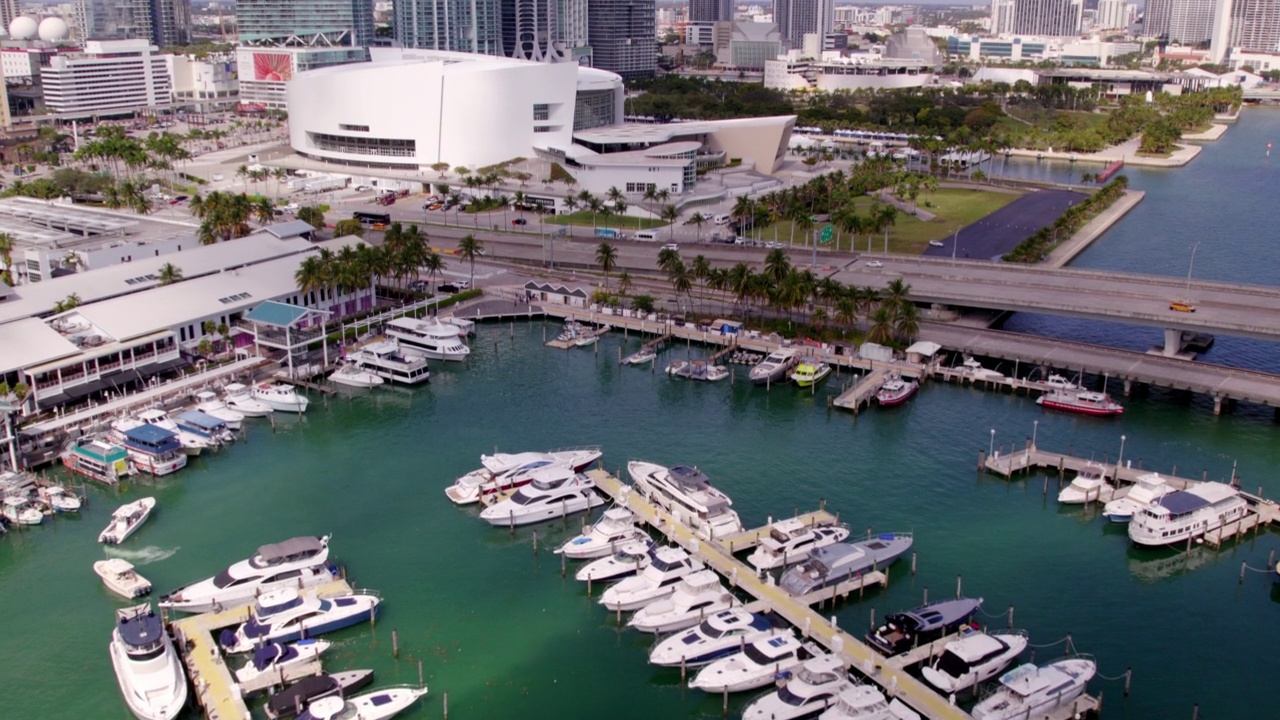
[661,243,679,252]
[866,260,884,268]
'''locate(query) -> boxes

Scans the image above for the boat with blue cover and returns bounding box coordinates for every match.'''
[118,425,187,476]
[109,603,187,720]
[174,410,234,447]
[265,670,377,719]
[220,587,381,653]
[866,596,983,656]
[234,638,332,684]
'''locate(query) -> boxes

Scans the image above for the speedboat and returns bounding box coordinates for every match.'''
[1057,463,1114,504]
[224,383,274,417]
[61,436,133,484]
[1128,481,1248,547]
[117,425,187,476]
[627,569,736,634]
[351,340,431,385]
[1103,473,1173,523]
[791,359,832,388]
[689,635,823,693]
[556,507,648,560]
[649,609,789,668]
[960,356,1004,381]
[135,408,214,455]
[477,466,605,527]
[445,446,602,505]
[748,518,851,572]
[664,359,689,376]
[109,604,188,720]
[628,461,744,540]
[1036,389,1123,416]
[234,638,332,685]
[575,539,655,583]
[219,587,382,653]
[1,496,43,525]
[750,348,799,385]
[599,545,704,611]
[298,687,428,720]
[266,670,376,719]
[819,684,921,720]
[971,658,1096,720]
[253,383,310,413]
[329,360,386,388]
[40,484,82,512]
[673,359,729,381]
[779,533,914,598]
[99,497,156,544]
[194,389,245,430]
[94,558,153,599]
[386,316,471,361]
[866,596,983,656]
[174,410,235,447]
[875,374,918,406]
[742,653,852,720]
[160,535,335,614]
[921,628,1029,694]
[624,349,657,365]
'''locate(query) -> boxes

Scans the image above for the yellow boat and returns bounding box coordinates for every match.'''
[791,359,832,388]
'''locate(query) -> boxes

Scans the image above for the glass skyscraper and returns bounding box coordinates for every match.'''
[393,0,504,54]
[238,0,375,47]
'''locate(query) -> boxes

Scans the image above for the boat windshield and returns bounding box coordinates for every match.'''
[779,684,830,707]
[743,640,788,666]
[650,555,685,572]
[530,475,569,491]
[613,548,644,563]
[796,666,840,686]
[934,650,972,678]
[510,491,541,506]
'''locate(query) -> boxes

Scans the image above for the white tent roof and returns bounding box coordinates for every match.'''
[905,341,942,357]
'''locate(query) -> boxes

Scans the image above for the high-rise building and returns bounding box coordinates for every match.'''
[1228,0,1280,52]
[238,0,375,47]
[40,39,172,117]
[774,0,834,48]
[1096,0,1128,28]
[1143,0,1217,43]
[588,0,655,78]
[991,0,1018,33]
[73,0,192,45]
[503,0,590,62]
[394,0,503,54]
[0,0,19,34]
[151,0,194,46]
[1011,0,1080,36]
[689,0,732,22]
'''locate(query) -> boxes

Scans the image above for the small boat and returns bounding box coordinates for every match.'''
[174,409,235,447]
[194,389,245,430]
[555,507,648,560]
[960,356,1004,382]
[298,687,428,720]
[477,467,605,527]
[219,587,382,653]
[791,359,832,388]
[99,497,156,544]
[386,316,471,361]
[445,446,602,505]
[1057,463,1114,504]
[109,604,188,720]
[664,359,689,375]
[1128,481,1248,547]
[1102,473,1172,523]
[61,436,133,484]
[40,484,82,512]
[118,425,188,476]
[673,359,729,381]
[234,638,332,685]
[253,383,310,413]
[629,461,744,541]
[329,360,385,388]
[875,373,918,406]
[866,597,984,656]
[1036,390,1123,416]
[265,670,377,719]
[1044,373,1080,391]
[921,628,1029,694]
[627,569,736,634]
[575,539,655,583]
[750,348,799,385]
[970,658,1096,720]
[94,558,153,599]
[689,635,824,693]
[747,518,851,572]
[160,535,335,614]
[623,349,657,365]
[742,653,851,720]
[574,332,599,347]
[779,533,914,598]
[649,609,789,668]
[599,545,704,612]
[350,340,431,385]
[819,684,922,720]
[2,495,45,525]
[224,383,274,417]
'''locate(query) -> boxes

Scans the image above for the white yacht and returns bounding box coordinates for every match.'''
[95,558,153,599]
[223,383,274,417]
[351,340,431,385]
[556,507,648,560]
[627,569,736,634]
[649,609,789,668]
[477,466,605,527]
[575,539,655,584]
[971,658,1096,720]
[1057,463,1114,504]
[298,687,428,720]
[779,534,914,598]
[253,383,310,413]
[329,361,385,389]
[220,588,382,653]
[742,654,851,720]
[1103,473,1172,523]
[109,604,188,720]
[921,629,1029,694]
[689,635,823,693]
[819,685,922,720]
[194,390,245,430]
[628,461,743,540]
[1044,373,1080,391]
[445,446,602,505]
[234,639,332,685]
[1128,482,1248,547]
[2,496,44,525]
[750,348,799,385]
[99,497,156,545]
[599,545,704,611]
[386,317,471,361]
[160,535,335,614]
[748,518,851,571]
[960,356,1004,381]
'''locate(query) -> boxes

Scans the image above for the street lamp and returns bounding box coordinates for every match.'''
[989,429,996,458]
[1117,434,1127,470]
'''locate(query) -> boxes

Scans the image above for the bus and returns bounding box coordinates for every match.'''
[353,211,392,226]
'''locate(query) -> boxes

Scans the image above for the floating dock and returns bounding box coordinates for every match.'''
[833,368,890,412]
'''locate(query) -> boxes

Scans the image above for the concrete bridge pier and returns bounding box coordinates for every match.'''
[1214,394,1225,415]
[1123,379,1132,397]
[1163,328,1186,356]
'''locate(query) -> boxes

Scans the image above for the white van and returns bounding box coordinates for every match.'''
[713,214,731,225]
[634,230,660,242]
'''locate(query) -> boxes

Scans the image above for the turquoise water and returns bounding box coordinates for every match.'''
[3,324,1279,720]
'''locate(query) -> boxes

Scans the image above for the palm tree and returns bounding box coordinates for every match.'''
[894,302,920,345]
[616,271,632,296]
[728,262,752,319]
[606,186,623,207]
[686,212,706,243]
[877,205,899,254]
[731,196,755,238]
[669,260,693,312]
[657,247,681,279]
[596,242,618,289]
[764,248,791,285]
[253,195,276,225]
[834,295,857,332]
[884,278,911,317]
[457,234,483,287]
[868,305,894,344]
[422,251,445,293]
[661,204,680,241]
[157,262,183,285]
[690,254,711,314]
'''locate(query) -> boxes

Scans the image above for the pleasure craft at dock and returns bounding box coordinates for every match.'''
[329,361,385,389]
[1128,482,1248,547]
[1057,464,1114,505]
[960,356,1004,382]
[351,340,431,385]
[253,383,310,413]
[445,446,602,505]
[747,518,851,572]
[556,507,648,560]
[477,466,605,526]
[1044,373,1080,391]
[648,609,789,668]
[689,635,823,693]
[223,383,274,417]
[627,569,736,634]
[386,317,471,361]
[628,461,744,540]
[672,359,729,381]
[265,670,376,720]
[742,653,851,720]
[220,587,381,653]
[194,390,245,429]
[160,535,335,614]
[40,484,81,512]
[234,639,332,685]
[623,349,657,365]
[1103,473,1172,523]
[109,604,188,720]
[99,498,156,544]
[113,410,205,456]
[866,597,983,656]
[875,374,918,407]
[2,496,44,525]
[118,425,187,476]
[791,359,832,388]
[819,685,921,720]
[779,533,913,598]
[174,410,235,447]
[297,687,428,720]
[137,408,215,455]
[921,629,1029,694]
[1036,390,1123,416]
[95,558,153,599]
[61,437,133,484]
[575,539,655,583]
[750,348,799,385]
[970,658,1096,720]
[599,545,704,611]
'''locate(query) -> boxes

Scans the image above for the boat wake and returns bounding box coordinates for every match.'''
[104,545,180,565]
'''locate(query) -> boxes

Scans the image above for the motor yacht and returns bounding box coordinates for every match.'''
[921,628,1029,694]
[818,684,922,720]
[99,497,156,544]
[137,408,216,455]
[599,545,704,611]
[95,558,153,599]
[329,360,385,389]
[1057,463,1114,504]
[1103,473,1173,523]
[219,587,381,653]
[742,653,851,720]
[556,507,648,560]
[297,687,428,720]
[648,609,789,668]
[194,390,245,430]
[627,569,736,634]
[1128,481,1248,547]
[779,533,914,598]
[386,317,471,361]
[160,535,335,614]
[265,670,376,720]
[234,638,332,685]
[628,461,743,540]
[866,597,983,656]
[2,495,44,525]
[351,340,431,385]
[689,635,823,693]
[174,410,235,447]
[117,425,187,476]
[1036,390,1123,416]
[575,539,655,583]
[224,383,274,417]
[748,518,851,572]
[253,383,310,413]
[61,436,133,484]
[970,658,1096,720]
[791,359,832,388]
[477,467,605,527]
[875,374,918,407]
[624,349,657,365]
[1043,373,1080,391]
[960,356,1004,382]
[445,446,602,505]
[109,604,188,720]
[750,349,799,385]
[40,484,82,512]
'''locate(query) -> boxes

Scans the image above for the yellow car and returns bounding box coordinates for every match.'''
[1169,300,1196,313]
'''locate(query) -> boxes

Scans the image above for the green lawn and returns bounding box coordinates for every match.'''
[547,211,665,230]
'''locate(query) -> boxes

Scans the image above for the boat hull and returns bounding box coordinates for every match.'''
[876,383,919,406]
[109,637,188,720]
[223,600,380,653]
[160,564,338,615]
[1037,397,1123,416]
[479,491,605,527]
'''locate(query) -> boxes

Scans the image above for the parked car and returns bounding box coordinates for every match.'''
[866,260,884,268]
[408,280,429,292]
[661,243,679,251]
[354,184,373,191]
[512,218,528,226]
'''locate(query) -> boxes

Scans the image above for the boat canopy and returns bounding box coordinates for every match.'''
[122,424,177,444]
[175,410,227,432]
[252,643,289,670]
[118,610,164,649]
[257,536,325,564]
[1156,491,1210,515]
